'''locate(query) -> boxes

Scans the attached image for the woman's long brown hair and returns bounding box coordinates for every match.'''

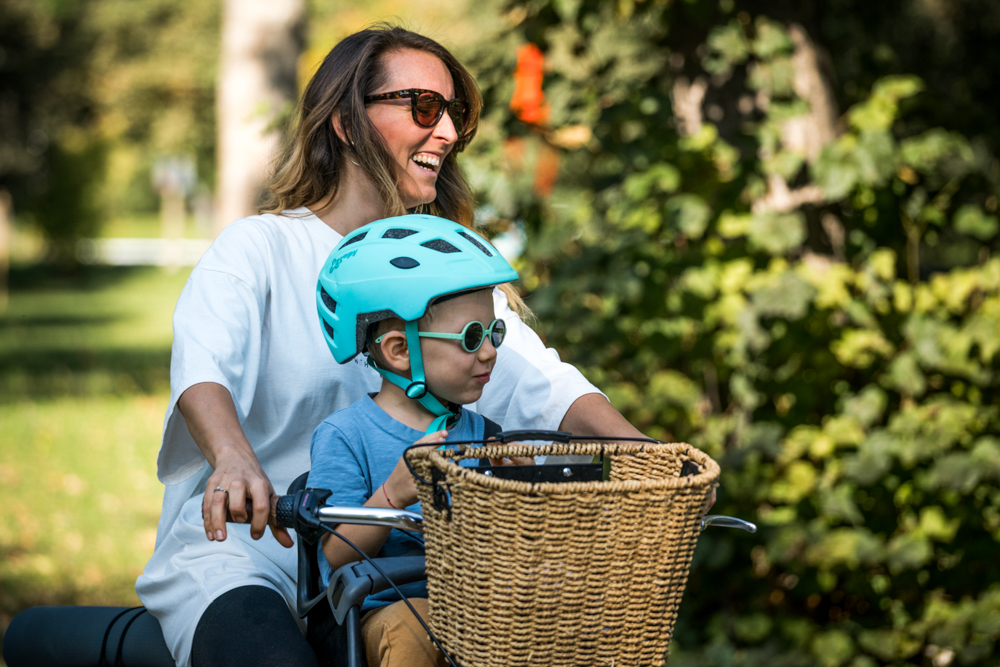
[263,24,529,317]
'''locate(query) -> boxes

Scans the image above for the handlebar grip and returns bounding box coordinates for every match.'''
[275,494,296,528]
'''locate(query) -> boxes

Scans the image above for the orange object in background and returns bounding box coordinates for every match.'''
[510,43,550,126]
[507,43,559,196]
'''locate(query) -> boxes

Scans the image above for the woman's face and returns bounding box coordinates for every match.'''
[366,49,460,209]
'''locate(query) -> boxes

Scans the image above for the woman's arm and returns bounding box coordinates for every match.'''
[558,393,647,438]
[178,381,293,547]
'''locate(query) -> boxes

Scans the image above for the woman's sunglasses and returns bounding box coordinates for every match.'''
[418,319,506,353]
[364,89,470,137]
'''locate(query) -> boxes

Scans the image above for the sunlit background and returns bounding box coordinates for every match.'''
[3,1,1000,665]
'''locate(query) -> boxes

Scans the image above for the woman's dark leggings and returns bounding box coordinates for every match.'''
[191,586,320,667]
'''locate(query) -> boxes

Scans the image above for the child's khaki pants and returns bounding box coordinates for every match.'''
[361,598,447,667]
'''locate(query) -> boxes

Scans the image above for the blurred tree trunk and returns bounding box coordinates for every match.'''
[215,0,305,234]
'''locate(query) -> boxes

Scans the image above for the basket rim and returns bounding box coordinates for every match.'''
[408,440,720,495]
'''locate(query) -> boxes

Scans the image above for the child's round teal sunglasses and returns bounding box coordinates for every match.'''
[419,319,506,353]
[378,319,506,353]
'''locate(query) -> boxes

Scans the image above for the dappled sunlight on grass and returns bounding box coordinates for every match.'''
[0,265,187,649]
[0,394,167,633]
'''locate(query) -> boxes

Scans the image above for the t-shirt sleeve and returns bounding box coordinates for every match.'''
[474,288,604,431]
[155,221,271,484]
[307,420,371,509]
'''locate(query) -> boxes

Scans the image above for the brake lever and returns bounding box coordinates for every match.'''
[701,515,757,533]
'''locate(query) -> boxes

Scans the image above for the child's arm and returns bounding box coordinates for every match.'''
[320,429,447,571]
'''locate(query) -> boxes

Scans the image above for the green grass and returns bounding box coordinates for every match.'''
[0,265,190,401]
[0,265,190,650]
[99,213,211,239]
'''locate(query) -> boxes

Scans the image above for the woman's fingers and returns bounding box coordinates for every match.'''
[248,478,272,540]
[206,480,233,541]
[199,446,277,542]
[227,479,249,523]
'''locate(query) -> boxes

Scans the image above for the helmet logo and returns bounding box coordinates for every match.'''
[328,249,358,272]
[390,257,420,269]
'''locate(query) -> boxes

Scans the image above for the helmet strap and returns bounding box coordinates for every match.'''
[371,320,455,435]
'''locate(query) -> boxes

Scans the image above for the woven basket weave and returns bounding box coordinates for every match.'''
[406,440,719,667]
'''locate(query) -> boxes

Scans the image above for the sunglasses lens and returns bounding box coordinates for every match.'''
[413,92,444,127]
[447,100,469,136]
[463,322,485,352]
[491,320,506,348]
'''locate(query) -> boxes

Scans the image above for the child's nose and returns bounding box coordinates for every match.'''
[477,337,497,361]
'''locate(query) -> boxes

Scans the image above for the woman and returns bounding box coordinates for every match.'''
[136,25,644,667]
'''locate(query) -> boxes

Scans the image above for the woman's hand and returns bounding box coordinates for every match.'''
[205,445,293,547]
[383,429,447,509]
[178,382,293,548]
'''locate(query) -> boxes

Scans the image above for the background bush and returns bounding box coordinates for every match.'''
[466,2,1000,665]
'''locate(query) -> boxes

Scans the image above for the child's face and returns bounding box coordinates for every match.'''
[420,289,497,406]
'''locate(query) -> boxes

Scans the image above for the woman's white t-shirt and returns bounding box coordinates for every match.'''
[135,208,600,666]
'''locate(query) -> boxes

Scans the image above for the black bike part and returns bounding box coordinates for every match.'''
[475,462,603,483]
[290,487,334,618]
[478,417,503,467]
[305,601,360,667]
[2,605,174,667]
[191,586,319,667]
[275,493,296,528]
[404,433,661,485]
[327,557,427,626]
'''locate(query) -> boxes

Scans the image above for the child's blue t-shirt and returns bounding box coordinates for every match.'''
[306,393,486,610]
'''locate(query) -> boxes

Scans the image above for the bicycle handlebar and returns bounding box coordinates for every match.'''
[271,491,425,533]
[267,492,754,537]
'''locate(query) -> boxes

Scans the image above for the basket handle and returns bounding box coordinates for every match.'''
[491,430,573,443]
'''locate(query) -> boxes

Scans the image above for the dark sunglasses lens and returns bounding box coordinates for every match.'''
[463,322,485,352]
[413,92,444,127]
[491,320,506,348]
[447,100,469,135]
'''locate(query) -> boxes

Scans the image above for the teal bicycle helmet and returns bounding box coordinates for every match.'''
[316,214,518,432]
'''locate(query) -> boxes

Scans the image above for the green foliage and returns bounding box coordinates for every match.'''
[469,1,1000,664]
[1,0,218,259]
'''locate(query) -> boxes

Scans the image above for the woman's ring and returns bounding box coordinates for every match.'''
[213,486,229,495]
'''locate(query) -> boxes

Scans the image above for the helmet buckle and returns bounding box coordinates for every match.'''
[405,381,427,399]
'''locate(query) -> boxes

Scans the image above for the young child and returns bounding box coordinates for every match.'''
[307,214,532,667]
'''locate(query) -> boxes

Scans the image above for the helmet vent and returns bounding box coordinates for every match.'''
[382,228,418,239]
[421,239,460,253]
[341,231,368,247]
[323,320,335,340]
[390,257,420,269]
[457,231,493,257]
[319,287,337,313]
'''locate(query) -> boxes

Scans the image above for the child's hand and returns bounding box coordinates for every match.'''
[384,430,448,509]
[414,429,448,447]
[488,456,536,466]
[487,440,536,466]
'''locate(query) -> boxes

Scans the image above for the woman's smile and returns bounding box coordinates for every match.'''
[367,49,459,208]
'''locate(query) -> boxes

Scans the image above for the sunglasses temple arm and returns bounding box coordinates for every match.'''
[416,332,464,341]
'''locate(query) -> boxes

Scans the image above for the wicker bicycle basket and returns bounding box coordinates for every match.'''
[405,438,719,667]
